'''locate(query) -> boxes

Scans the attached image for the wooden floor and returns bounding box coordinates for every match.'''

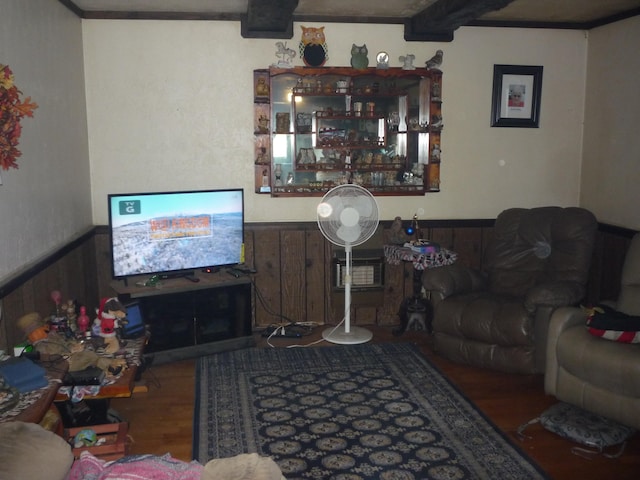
[111,326,640,479]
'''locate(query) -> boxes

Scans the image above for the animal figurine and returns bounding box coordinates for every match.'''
[65,299,77,331]
[399,54,416,70]
[299,26,328,67]
[350,44,369,69]
[273,41,296,68]
[254,75,269,97]
[389,216,409,245]
[425,49,444,70]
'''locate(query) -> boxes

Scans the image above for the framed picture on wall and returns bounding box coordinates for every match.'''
[491,64,543,128]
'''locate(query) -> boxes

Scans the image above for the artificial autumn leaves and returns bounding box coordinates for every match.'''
[1,64,37,170]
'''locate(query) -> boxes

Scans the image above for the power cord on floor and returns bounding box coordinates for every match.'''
[244,271,344,349]
[249,276,299,326]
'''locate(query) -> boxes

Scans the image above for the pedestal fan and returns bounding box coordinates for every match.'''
[317,184,379,344]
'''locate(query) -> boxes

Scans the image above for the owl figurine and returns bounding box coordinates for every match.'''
[350,44,369,70]
[425,49,444,70]
[299,26,328,67]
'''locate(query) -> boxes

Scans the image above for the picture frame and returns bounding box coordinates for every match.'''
[491,65,543,128]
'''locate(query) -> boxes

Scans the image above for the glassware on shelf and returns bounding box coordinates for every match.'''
[274,164,283,186]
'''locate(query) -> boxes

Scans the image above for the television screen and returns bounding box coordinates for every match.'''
[108,189,244,279]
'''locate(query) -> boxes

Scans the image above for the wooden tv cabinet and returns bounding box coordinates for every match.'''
[112,270,254,363]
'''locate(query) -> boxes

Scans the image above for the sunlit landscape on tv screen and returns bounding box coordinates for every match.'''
[109,189,243,278]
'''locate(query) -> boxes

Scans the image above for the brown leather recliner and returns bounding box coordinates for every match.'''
[422,207,597,374]
[545,233,640,429]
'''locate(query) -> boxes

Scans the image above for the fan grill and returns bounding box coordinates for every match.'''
[317,184,379,247]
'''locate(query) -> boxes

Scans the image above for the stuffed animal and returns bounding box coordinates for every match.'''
[16,312,50,344]
[95,297,127,354]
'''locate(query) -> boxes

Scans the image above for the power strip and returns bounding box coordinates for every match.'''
[261,325,310,338]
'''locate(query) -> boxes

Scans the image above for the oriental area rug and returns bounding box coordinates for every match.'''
[194,343,549,480]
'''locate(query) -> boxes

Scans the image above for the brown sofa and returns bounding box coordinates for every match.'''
[545,233,640,429]
[422,207,597,374]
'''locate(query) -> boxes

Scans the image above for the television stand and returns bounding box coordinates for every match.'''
[111,271,253,364]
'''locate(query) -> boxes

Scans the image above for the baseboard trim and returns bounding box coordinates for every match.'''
[143,336,256,365]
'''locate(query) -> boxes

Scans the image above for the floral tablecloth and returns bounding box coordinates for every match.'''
[384,244,457,270]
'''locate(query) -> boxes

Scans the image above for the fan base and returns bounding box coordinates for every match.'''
[322,325,373,345]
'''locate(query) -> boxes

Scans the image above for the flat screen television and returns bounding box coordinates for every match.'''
[108,188,244,279]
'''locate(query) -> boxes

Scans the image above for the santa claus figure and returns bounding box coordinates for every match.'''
[95,297,126,354]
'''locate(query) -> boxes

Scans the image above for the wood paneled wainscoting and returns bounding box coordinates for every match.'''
[93,220,501,330]
[0,221,636,352]
[0,227,100,353]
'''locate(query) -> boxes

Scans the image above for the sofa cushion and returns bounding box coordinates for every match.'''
[0,421,74,480]
[557,326,640,398]
[433,292,533,346]
[485,207,596,298]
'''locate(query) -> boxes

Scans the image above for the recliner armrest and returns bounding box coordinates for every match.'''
[524,281,585,312]
[422,264,487,300]
[544,306,588,395]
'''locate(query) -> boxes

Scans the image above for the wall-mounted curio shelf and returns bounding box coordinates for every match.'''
[253,66,442,197]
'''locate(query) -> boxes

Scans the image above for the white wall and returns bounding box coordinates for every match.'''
[2,9,636,287]
[82,21,587,225]
[0,0,91,284]
[581,16,640,230]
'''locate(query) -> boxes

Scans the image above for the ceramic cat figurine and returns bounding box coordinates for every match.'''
[350,44,369,69]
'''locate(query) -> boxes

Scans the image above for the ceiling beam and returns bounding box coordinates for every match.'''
[405,0,516,42]
[241,0,299,39]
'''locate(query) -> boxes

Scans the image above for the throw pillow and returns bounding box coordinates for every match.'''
[586,304,640,343]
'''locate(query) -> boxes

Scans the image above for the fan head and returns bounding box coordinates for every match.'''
[317,184,379,247]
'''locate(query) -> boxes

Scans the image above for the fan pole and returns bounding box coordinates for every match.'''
[322,242,373,345]
[344,244,352,333]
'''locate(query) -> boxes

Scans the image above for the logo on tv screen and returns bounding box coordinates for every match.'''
[119,200,141,215]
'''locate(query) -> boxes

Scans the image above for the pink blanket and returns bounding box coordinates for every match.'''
[67,451,203,480]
